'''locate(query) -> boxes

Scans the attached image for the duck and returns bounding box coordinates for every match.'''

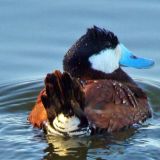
[28,26,154,137]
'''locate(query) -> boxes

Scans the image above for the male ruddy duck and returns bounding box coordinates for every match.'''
[28,26,154,136]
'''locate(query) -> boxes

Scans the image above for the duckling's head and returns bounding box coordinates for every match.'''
[63,26,154,79]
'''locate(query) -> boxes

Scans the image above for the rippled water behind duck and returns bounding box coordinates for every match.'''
[0,0,160,160]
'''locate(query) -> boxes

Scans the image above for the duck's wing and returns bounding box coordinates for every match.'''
[84,80,151,132]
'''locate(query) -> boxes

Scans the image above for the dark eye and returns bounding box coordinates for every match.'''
[130,55,138,59]
[105,42,111,47]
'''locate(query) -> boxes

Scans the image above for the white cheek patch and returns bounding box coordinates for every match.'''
[43,113,91,137]
[53,113,80,132]
[89,44,121,73]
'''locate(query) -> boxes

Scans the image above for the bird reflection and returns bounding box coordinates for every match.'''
[43,136,90,160]
[43,128,136,160]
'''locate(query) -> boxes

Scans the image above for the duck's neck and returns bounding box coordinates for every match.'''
[81,68,137,86]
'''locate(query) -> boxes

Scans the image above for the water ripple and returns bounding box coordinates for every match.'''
[0,78,159,160]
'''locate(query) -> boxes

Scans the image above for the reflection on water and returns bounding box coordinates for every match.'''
[44,128,136,160]
[44,136,90,159]
[0,79,160,160]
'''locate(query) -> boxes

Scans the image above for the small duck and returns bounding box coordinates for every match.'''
[28,26,154,136]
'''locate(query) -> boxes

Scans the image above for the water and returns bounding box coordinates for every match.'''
[0,0,160,159]
[0,79,160,160]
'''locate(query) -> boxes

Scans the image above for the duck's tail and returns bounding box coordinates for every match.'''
[41,70,88,128]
